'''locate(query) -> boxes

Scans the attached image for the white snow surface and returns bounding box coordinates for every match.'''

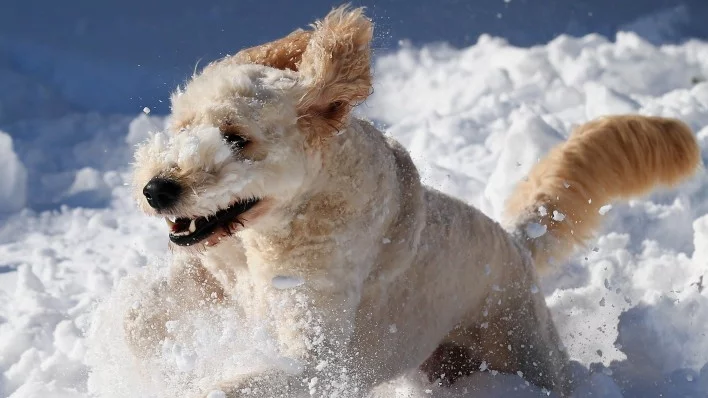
[2,32,708,397]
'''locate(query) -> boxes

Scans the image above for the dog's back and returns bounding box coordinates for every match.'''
[383,114,701,394]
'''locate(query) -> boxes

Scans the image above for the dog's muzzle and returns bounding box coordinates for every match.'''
[141,175,261,247]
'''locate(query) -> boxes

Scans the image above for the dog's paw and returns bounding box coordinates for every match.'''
[123,300,169,357]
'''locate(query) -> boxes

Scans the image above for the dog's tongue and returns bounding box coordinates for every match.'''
[172,218,191,233]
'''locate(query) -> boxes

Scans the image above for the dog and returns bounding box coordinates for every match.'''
[126,5,701,397]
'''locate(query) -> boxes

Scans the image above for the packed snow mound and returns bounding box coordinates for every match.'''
[1,32,708,397]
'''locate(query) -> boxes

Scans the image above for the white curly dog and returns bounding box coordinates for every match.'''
[126,5,701,397]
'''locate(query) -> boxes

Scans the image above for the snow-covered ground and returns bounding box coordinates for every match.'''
[2,31,708,397]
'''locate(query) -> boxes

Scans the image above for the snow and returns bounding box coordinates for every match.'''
[271,275,306,290]
[5,0,707,118]
[552,211,566,222]
[0,131,27,213]
[2,27,708,398]
[525,223,548,239]
[599,205,613,216]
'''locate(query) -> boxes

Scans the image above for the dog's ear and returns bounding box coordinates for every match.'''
[231,29,313,71]
[296,6,373,136]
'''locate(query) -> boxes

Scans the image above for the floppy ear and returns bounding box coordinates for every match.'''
[231,29,313,71]
[297,6,373,135]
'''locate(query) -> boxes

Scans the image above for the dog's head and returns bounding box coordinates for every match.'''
[131,6,373,249]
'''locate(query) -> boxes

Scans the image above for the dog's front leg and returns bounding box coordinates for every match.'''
[276,281,363,394]
[123,256,226,358]
[213,278,364,397]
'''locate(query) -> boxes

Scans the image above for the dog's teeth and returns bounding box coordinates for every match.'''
[165,218,175,227]
[169,216,177,222]
[189,219,196,233]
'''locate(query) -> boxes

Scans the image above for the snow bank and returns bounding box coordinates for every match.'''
[3,0,706,120]
[0,131,27,213]
[1,113,157,211]
[1,31,708,398]
[126,113,166,147]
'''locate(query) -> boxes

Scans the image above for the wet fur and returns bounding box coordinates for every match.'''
[125,5,701,397]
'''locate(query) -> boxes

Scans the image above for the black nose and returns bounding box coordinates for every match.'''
[143,177,182,210]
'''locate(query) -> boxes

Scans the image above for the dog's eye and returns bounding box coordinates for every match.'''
[219,122,250,150]
[222,133,249,150]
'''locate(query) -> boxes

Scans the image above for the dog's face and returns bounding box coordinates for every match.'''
[131,6,373,249]
[132,64,312,247]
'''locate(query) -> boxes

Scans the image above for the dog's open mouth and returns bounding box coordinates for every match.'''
[166,198,259,246]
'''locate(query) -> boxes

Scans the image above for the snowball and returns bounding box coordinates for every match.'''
[599,204,613,215]
[552,210,565,221]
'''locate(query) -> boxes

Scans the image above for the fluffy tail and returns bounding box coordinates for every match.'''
[505,114,701,271]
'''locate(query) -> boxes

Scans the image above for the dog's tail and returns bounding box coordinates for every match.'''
[505,115,701,272]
